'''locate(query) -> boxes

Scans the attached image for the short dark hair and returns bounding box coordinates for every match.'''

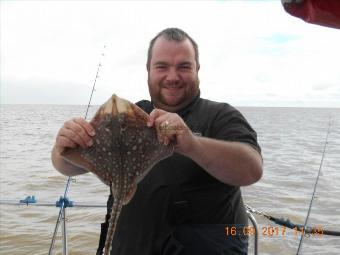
[146,28,199,70]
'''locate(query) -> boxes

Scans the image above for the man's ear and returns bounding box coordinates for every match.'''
[197,64,200,71]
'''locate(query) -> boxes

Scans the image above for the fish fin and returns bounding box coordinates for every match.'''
[61,148,93,172]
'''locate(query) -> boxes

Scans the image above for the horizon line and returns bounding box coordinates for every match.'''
[1,103,339,109]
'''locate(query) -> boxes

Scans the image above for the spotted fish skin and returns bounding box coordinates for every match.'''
[81,116,121,186]
[61,94,174,255]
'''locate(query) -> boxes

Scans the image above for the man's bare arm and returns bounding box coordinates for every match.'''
[51,146,88,176]
[149,109,263,186]
[185,137,262,186]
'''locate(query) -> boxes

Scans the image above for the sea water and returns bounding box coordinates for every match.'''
[0,105,339,255]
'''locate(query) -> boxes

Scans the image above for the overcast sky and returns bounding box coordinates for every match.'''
[1,1,340,107]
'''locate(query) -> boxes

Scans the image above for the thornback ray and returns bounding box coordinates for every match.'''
[61,94,174,255]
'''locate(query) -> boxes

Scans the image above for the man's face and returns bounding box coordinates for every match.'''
[147,36,200,112]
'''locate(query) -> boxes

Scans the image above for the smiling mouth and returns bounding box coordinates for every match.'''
[162,84,184,90]
[164,86,182,90]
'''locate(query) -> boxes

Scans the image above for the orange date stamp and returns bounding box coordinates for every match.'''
[225,225,324,238]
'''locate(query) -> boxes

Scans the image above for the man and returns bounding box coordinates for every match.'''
[52,28,263,255]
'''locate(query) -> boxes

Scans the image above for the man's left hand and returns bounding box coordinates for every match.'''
[148,109,195,155]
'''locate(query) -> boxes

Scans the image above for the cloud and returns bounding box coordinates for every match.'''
[1,1,340,107]
[264,33,300,44]
[1,79,92,105]
[312,84,335,91]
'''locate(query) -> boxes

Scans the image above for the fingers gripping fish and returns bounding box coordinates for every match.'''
[61,94,174,254]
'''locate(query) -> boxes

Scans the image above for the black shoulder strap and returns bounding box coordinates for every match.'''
[135,99,191,224]
[96,186,113,255]
[164,159,190,225]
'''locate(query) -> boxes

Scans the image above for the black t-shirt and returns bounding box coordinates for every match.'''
[109,94,261,255]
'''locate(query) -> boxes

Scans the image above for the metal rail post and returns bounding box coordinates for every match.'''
[247,211,259,255]
[61,206,68,255]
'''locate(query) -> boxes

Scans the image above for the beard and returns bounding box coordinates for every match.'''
[148,75,200,112]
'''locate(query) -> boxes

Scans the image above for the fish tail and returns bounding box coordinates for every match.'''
[103,193,123,255]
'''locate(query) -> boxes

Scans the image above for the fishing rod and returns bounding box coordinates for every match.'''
[48,45,106,255]
[48,177,72,255]
[85,45,105,120]
[296,118,332,254]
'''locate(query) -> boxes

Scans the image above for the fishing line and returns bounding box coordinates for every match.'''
[296,117,332,255]
[48,45,106,255]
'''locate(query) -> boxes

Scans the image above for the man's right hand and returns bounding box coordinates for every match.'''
[54,117,96,154]
[52,117,96,176]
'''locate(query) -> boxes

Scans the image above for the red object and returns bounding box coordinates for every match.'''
[282,0,340,29]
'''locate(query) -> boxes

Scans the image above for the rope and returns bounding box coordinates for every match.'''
[244,204,340,237]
